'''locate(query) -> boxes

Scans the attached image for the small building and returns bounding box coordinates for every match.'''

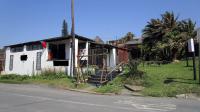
[108,37,143,61]
[125,38,143,59]
[3,35,123,76]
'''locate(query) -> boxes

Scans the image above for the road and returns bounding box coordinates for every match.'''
[0,84,199,112]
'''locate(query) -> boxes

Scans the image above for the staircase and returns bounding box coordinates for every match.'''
[88,62,124,86]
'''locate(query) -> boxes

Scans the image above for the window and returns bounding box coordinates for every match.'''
[27,44,42,51]
[9,55,14,71]
[21,55,28,61]
[11,46,23,52]
[79,43,86,49]
[48,44,66,60]
[36,52,42,70]
[53,60,69,66]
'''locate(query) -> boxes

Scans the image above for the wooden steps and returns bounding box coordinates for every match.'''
[88,62,125,86]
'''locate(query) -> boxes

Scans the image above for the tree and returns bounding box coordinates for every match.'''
[62,20,69,37]
[119,32,135,44]
[142,11,196,61]
[94,36,104,44]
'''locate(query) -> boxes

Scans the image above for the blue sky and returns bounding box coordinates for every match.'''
[0,0,200,48]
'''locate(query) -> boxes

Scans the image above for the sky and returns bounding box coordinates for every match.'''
[0,0,200,48]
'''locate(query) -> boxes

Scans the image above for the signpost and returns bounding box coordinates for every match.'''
[188,38,196,80]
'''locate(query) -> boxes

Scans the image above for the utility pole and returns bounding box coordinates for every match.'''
[71,0,76,77]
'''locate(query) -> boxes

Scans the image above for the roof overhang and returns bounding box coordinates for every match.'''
[4,35,94,48]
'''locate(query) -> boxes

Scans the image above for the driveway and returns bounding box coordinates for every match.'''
[0,83,199,112]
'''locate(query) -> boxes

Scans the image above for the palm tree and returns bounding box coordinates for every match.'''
[143,18,166,60]
[142,11,196,61]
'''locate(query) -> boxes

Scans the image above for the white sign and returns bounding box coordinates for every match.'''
[188,38,195,52]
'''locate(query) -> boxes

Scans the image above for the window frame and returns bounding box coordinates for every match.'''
[36,52,42,70]
[10,46,24,53]
[26,43,43,51]
[9,55,14,71]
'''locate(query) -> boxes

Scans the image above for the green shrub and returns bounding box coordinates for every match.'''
[94,76,125,94]
[0,74,29,81]
[33,69,67,80]
[125,60,144,79]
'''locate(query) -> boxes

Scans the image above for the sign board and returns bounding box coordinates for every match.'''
[188,38,195,52]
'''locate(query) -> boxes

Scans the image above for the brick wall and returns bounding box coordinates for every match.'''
[118,49,129,64]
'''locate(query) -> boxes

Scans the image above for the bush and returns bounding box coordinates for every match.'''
[33,69,67,80]
[94,76,126,94]
[0,74,29,81]
[126,60,144,79]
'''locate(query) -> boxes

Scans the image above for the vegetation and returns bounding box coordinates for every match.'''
[0,71,88,89]
[139,60,200,97]
[116,32,135,44]
[62,19,69,37]
[94,60,144,94]
[95,60,200,97]
[94,76,126,94]
[143,11,196,61]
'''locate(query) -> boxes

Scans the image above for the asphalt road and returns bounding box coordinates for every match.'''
[0,84,200,112]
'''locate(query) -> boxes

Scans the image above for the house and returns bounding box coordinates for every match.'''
[125,38,143,59]
[3,35,123,76]
[107,36,143,62]
[0,49,5,74]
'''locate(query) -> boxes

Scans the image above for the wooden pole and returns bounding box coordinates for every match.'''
[71,0,76,77]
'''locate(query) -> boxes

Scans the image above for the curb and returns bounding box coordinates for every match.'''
[63,88,116,96]
[42,84,117,96]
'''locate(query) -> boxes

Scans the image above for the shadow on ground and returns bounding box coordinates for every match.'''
[164,77,198,84]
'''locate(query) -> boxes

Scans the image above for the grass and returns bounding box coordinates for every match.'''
[94,76,126,94]
[1,60,200,97]
[93,67,144,94]
[0,72,89,90]
[139,60,200,97]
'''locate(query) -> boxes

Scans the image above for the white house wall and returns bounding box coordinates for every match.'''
[106,48,117,68]
[75,38,78,67]
[66,39,72,76]
[4,39,72,76]
[4,39,118,76]
[4,46,49,76]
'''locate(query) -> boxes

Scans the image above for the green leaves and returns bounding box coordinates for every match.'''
[142,11,196,61]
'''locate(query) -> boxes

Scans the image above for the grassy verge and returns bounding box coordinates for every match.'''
[139,60,200,97]
[93,66,144,94]
[0,72,89,90]
[2,60,199,97]
[94,76,126,94]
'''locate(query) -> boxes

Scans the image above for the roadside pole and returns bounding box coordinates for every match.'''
[197,28,200,84]
[186,43,189,67]
[71,0,76,77]
[193,51,196,80]
[188,38,196,80]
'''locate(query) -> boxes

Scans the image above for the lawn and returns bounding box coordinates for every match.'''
[139,60,200,97]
